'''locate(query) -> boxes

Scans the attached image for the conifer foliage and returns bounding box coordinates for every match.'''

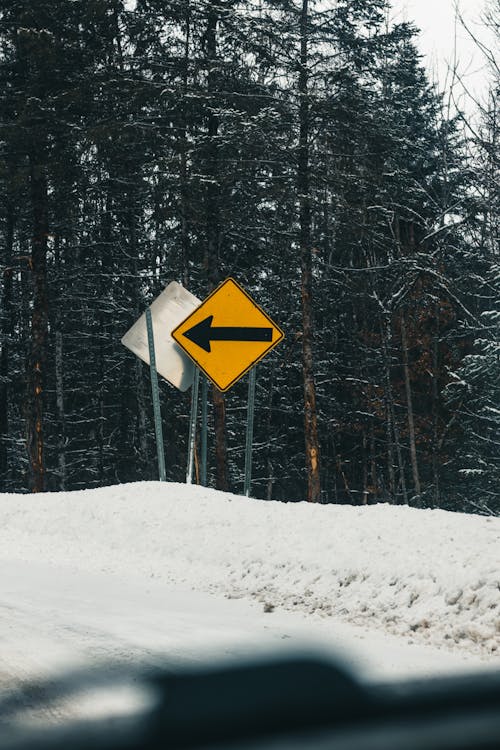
[0,0,497,513]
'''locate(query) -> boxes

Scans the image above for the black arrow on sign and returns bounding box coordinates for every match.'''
[183,315,273,353]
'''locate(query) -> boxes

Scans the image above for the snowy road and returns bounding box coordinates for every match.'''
[0,559,495,734]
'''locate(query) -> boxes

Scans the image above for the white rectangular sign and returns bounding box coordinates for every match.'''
[121,281,201,391]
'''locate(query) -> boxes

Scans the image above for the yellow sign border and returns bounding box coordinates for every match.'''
[171,278,284,392]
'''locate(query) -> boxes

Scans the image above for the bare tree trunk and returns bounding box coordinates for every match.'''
[331,436,339,502]
[27,160,49,493]
[266,363,276,501]
[180,0,191,288]
[128,205,149,475]
[135,356,148,469]
[0,200,15,489]
[400,314,422,501]
[133,330,148,476]
[362,430,368,504]
[54,327,66,490]
[381,314,407,504]
[336,454,353,502]
[98,319,105,479]
[431,304,440,507]
[370,426,378,501]
[51,230,66,491]
[379,313,396,503]
[205,4,229,492]
[298,0,320,502]
[385,398,396,502]
[212,385,229,491]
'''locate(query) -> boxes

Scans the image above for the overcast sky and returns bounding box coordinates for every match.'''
[391,0,496,108]
[123,0,496,109]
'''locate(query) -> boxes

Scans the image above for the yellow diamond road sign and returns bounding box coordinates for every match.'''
[171,278,284,392]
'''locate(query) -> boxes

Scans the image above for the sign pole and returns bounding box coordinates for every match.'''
[244,366,257,497]
[145,308,166,482]
[186,367,200,484]
[201,375,208,486]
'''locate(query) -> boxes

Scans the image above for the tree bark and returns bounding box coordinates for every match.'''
[381,314,407,504]
[180,0,191,288]
[431,304,440,507]
[206,4,229,491]
[128,205,149,476]
[298,0,321,502]
[370,426,378,501]
[0,200,15,489]
[266,362,277,501]
[27,160,49,492]
[400,313,422,502]
[362,430,368,504]
[51,231,66,491]
[212,385,229,492]
[54,326,66,490]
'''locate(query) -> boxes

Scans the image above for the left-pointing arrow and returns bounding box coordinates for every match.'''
[183,315,273,353]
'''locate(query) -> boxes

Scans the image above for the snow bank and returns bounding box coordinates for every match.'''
[1,482,499,656]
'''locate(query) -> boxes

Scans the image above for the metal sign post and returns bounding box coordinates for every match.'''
[200,375,208,486]
[244,366,257,497]
[145,308,166,482]
[125,278,284,494]
[122,281,201,391]
[186,368,200,484]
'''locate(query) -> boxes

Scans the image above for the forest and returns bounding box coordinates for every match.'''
[0,0,498,513]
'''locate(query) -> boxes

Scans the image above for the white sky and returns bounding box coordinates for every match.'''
[124,0,496,110]
[391,0,497,109]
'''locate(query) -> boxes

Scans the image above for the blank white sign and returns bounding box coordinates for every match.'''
[121,282,201,391]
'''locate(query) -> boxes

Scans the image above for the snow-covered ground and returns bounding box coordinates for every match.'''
[3,482,499,655]
[0,482,499,731]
